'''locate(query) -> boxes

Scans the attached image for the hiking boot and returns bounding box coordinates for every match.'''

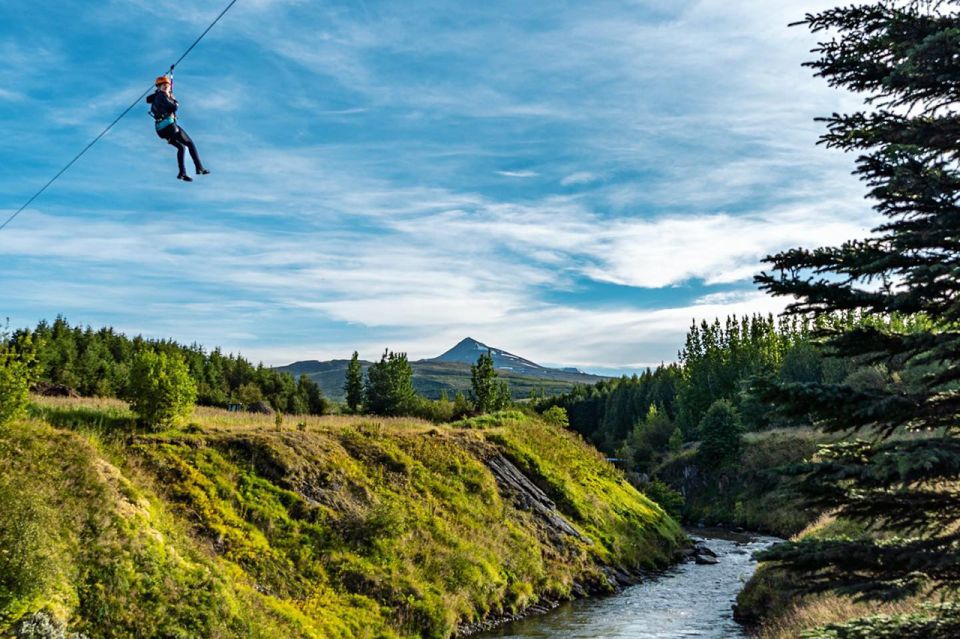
[196,168,210,175]
[177,173,193,182]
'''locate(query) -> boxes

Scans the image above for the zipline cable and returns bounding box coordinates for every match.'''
[0,0,241,233]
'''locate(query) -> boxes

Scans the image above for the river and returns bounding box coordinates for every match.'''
[479,530,780,639]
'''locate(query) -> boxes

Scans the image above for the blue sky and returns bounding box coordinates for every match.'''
[1,0,876,373]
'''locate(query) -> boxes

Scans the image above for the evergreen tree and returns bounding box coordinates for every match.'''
[696,400,743,471]
[298,374,328,415]
[668,427,683,453]
[364,350,417,416]
[344,351,364,413]
[470,351,508,413]
[753,1,960,625]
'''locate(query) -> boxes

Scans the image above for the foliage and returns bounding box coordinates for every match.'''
[697,400,743,470]
[640,479,684,521]
[656,430,823,536]
[751,0,960,606]
[452,391,472,419]
[343,351,364,413]
[536,365,681,453]
[364,350,417,416]
[676,314,839,435]
[125,350,197,430]
[668,427,683,453]
[7,317,325,415]
[799,603,960,639]
[470,351,510,414]
[541,406,569,428]
[0,329,38,428]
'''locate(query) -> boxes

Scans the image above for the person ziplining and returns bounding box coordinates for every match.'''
[147,74,210,182]
[0,0,239,232]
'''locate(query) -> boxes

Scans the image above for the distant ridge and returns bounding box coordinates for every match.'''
[275,337,608,401]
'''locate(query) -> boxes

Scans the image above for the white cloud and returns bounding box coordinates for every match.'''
[496,170,538,178]
[561,171,599,186]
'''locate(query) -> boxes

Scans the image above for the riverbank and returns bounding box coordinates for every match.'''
[1,398,683,638]
[477,529,780,639]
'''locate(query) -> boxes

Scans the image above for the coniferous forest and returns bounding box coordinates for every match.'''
[6,316,329,415]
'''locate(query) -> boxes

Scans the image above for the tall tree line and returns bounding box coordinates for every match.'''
[9,317,327,415]
[540,314,830,455]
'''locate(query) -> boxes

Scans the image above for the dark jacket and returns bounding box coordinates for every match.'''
[146,90,178,122]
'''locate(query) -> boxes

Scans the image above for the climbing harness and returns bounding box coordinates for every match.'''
[0,0,241,233]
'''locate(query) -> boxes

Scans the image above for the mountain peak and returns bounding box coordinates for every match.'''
[430,338,545,371]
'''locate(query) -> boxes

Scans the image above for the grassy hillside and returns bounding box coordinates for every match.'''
[276,360,607,402]
[1,397,682,638]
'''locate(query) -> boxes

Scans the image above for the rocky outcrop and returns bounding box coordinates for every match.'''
[484,453,586,543]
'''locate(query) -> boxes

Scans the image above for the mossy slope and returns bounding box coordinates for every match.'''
[1,405,682,638]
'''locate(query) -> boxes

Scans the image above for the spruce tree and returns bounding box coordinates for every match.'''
[697,400,743,471]
[344,351,364,413]
[754,1,960,627]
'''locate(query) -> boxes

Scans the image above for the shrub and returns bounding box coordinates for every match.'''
[125,350,197,430]
[0,475,58,627]
[541,406,569,428]
[641,479,684,520]
[668,427,683,452]
[0,332,38,428]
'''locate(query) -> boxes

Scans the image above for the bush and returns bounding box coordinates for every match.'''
[125,350,197,430]
[641,479,684,520]
[0,332,38,428]
[541,406,569,428]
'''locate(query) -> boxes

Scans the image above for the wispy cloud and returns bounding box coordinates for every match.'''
[496,170,538,178]
[561,172,599,186]
[1,0,876,372]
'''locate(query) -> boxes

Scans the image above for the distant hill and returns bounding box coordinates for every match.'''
[275,337,607,401]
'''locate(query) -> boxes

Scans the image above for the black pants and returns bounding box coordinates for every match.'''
[158,124,204,175]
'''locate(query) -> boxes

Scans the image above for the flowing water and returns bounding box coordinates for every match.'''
[480,530,780,639]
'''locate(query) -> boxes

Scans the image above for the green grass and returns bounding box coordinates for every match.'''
[1,399,682,638]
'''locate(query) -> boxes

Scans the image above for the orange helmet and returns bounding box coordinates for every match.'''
[155,76,172,87]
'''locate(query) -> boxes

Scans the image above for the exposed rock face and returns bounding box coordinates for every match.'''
[246,400,273,414]
[484,453,586,543]
[31,381,79,398]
